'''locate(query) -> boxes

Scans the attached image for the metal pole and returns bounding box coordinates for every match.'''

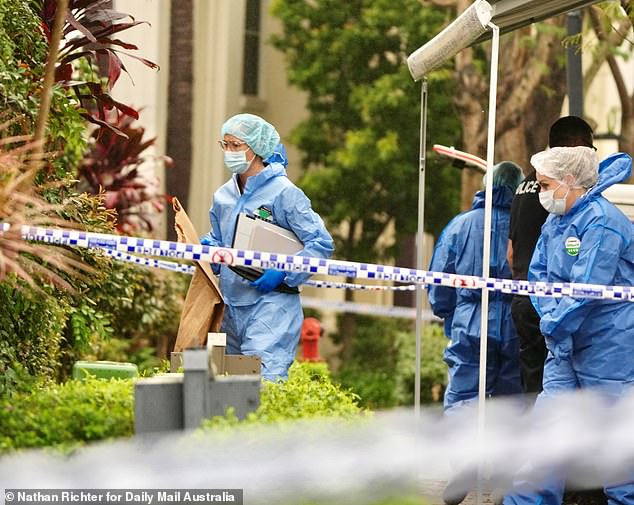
[476,21,500,505]
[566,10,584,117]
[415,78,429,418]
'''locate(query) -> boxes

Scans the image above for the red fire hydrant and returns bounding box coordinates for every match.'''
[300,317,322,362]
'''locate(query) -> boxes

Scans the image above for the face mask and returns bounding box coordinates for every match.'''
[539,184,569,215]
[223,150,252,174]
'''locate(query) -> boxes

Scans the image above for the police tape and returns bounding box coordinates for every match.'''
[104,249,419,292]
[301,296,439,320]
[103,249,197,275]
[105,249,429,318]
[9,224,634,302]
[306,279,417,291]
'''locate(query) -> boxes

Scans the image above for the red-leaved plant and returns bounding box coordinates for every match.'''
[78,112,171,235]
[37,0,159,135]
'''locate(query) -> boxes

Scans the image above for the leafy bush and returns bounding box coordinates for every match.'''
[0,0,49,123]
[201,362,365,430]
[0,278,71,397]
[89,263,189,372]
[0,362,363,453]
[0,255,187,397]
[394,323,448,406]
[335,317,447,409]
[0,377,134,453]
[0,0,182,397]
[37,0,159,133]
[59,260,187,377]
[0,0,87,170]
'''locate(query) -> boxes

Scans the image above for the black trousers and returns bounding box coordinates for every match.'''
[511,295,548,394]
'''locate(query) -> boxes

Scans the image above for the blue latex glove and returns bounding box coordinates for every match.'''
[250,269,286,293]
[200,236,213,246]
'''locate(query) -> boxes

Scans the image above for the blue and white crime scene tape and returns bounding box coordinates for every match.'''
[104,250,420,293]
[103,250,435,318]
[9,224,634,302]
[104,249,197,275]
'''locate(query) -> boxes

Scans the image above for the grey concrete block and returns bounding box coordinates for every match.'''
[183,348,208,372]
[207,376,261,419]
[183,349,209,429]
[134,374,184,434]
[135,349,261,435]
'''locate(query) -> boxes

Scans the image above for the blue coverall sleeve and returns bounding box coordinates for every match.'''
[529,235,558,318]
[538,223,626,342]
[201,203,223,275]
[275,187,334,287]
[428,228,457,320]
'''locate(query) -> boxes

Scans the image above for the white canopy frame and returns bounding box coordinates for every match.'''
[406,0,602,499]
[409,0,495,425]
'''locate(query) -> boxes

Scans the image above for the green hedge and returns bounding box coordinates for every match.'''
[0,261,187,398]
[0,362,364,454]
[202,361,365,430]
[0,279,70,396]
[0,377,134,453]
[335,319,447,409]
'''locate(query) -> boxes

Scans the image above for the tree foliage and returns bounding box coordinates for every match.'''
[270,0,462,264]
[584,2,634,160]
[438,0,569,208]
[334,318,447,408]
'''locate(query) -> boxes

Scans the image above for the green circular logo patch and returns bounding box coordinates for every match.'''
[565,236,580,256]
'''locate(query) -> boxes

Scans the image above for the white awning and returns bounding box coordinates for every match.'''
[488,0,601,34]
[407,0,603,80]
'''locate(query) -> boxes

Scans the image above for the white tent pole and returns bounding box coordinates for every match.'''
[476,21,500,505]
[415,78,429,419]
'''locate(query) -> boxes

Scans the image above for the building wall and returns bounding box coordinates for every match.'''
[111,0,170,235]
[188,0,241,237]
[111,0,169,150]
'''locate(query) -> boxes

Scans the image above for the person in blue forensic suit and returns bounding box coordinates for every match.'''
[201,113,334,381]
[428,161,524,413]
[502,147,634,505]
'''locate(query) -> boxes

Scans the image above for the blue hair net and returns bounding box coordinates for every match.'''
[490,161,523,192]
[264,143,288,167]
[221,113,280,160]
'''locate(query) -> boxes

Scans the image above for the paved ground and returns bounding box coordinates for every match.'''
[421,480,496,505]
[420,480,607,505]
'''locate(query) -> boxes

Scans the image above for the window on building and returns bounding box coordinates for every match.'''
[242,0,260,96]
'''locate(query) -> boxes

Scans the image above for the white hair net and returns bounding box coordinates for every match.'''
[221,113,280,160]
[530,146,599,188]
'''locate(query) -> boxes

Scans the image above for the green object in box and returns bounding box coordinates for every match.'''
[72,360,138,380]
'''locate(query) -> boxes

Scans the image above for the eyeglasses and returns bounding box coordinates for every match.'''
[218,140,248,151]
